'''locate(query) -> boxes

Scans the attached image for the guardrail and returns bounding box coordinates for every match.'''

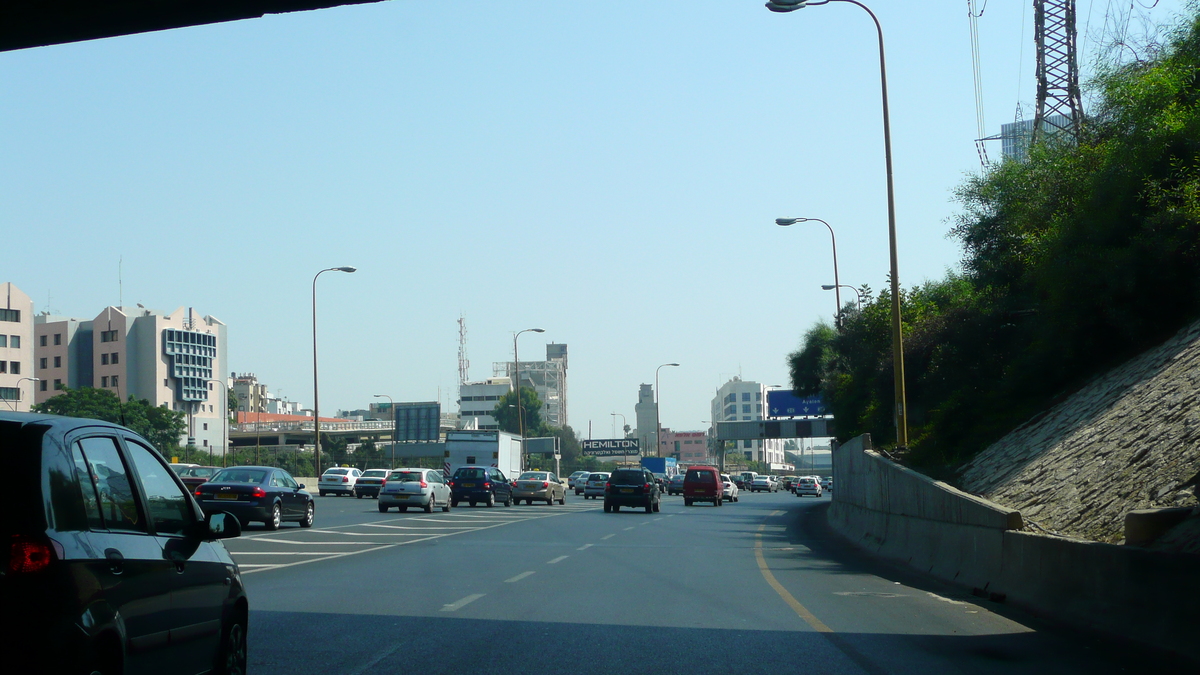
[233,420,394,433]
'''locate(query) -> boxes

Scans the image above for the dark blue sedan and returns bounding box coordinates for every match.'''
[194,466,315,529]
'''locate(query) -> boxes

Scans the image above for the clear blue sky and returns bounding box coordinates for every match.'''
[1,1,1187,437]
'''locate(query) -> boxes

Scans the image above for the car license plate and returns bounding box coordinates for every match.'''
[396,495,409,500]
[216,493,238,500]
[621,488,633,493]
[462,483,475,488]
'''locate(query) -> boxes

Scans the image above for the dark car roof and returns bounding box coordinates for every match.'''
[0,410,134,435]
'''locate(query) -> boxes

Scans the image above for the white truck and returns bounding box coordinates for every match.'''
[444,430,523,479]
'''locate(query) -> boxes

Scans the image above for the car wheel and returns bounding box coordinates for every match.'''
[558,495,566,505]
[613,504,620,512]
[451,500,459,508]
[378,504,389,513]
[398,506,407,512]
[684,498,693,506]
[265,503,281,530]
[319,490,327,497]
[356,492,363,499]
[603,502,611,513]
[442,499,451,513]
[424,495,436,514]
[527,499,534,505]
[216,615,247,675]
[487,492,495,508]
[653,500,661,513]
[645,501,653,513]
[301,502,315,527]
[505,494,513,507]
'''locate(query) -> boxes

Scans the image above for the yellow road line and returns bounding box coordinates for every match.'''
[755,532,833,633]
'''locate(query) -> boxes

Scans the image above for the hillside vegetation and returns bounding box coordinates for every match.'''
[789,8,1200,470]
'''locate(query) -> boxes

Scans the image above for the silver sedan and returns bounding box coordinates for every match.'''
[512,471,566,505]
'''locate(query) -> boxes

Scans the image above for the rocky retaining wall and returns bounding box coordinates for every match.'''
[829,435,1199,664]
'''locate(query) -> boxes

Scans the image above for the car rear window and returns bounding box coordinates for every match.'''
[588,473,609,481]
[519,472,549,480]
[211,469,267,484]
[687,470,716,483]
[610,470,645,483]
[390,471,424,482]
[455,468,488,480]
[363,469,389,478]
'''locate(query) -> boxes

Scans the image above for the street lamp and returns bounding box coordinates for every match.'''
[8,377,40,411]
[822,284,862,311]
[767,0,908,447]
[654,363,679,459]
[374,394,395,469]
[513,328,545,470]
[312,266,357,477]
[611,412,629,466]
[777,217,841,326]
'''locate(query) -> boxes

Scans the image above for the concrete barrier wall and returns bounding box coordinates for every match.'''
[828,435,1199,663]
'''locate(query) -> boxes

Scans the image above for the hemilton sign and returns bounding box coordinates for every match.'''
[581,439,641,457]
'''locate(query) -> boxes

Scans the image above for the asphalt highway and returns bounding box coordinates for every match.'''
[233,489,1161,674]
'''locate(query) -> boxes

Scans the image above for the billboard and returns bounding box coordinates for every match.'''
[766,390,827,418]
[716,419,834,441]
[581,438,641,457]
[394,402,441,442]
[525,437,559,457]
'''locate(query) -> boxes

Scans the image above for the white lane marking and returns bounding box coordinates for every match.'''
[653,518,663,522]
[239,503,594,574]
[667,514,676,518]
[547,556,569,564]
[927,592,968,605]
[770,510,785,517]
[576,544,593,551]
[623,527,635,531]
[601,534,615,540]
[441,594,485,612]
[230,551,359,556]
[236,539,378,546]
[360,523,480,530]
[505,571,536,583]
[639,522,650,526]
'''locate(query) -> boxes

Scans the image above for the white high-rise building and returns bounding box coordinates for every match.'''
[634,383,655,458]
[710,377,784,465]
[494,343,568,427]
[459,377,513,431]
[0,283,35,411]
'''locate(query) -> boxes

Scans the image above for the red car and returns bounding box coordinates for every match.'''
[173,464,222,489]
[683,465,723,507]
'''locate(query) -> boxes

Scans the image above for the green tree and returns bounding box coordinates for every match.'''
[32,387,187,454]
[492,388,545,435]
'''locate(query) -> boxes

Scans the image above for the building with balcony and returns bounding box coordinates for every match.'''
[0,283,35,411]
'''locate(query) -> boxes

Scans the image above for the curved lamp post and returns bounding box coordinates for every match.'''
[513,328,545,470]
[777,217,841,326]
[9,377,40,411]
[822,284,862,311]
[766,0,908,447]
[374,394,395,469]
[654,363,679,458]
[312,266,357,477]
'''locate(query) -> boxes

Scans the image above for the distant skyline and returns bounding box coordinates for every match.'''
[2,1,1187,438]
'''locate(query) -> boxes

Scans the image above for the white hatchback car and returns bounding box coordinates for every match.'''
[795,477,823,497]
[720,474,740,502]
[318,467,362,496]
[379,467,452,513]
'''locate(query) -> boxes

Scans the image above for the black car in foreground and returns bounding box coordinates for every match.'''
[603,467,661,513]
[1,411,247,675]
[449,465,515,507]
[194,466,315,529]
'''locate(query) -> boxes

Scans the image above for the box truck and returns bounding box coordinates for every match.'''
[444,430,523,479]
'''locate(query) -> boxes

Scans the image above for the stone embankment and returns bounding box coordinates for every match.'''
[957,319,1200,548]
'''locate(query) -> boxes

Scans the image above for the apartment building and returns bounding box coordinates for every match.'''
[0,283,35,411]
[459,377,513,431]
[710,377,784,465]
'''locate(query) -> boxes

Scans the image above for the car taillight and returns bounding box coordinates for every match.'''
[484,482,491,489]
[382,479,388,487]
[194,488,203,497]
[448,480,454,487]
[251,487,266,498]
[342,476,350,483]
[541,481,549,488]
[644,482,652,491]
[420,480,428,488]
[8,535,58,574]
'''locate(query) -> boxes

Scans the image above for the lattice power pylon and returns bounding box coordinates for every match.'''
[1033,0,1083,145]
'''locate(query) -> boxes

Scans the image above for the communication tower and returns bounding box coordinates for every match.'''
[458,315,470,387]
[1033,0,1082,144]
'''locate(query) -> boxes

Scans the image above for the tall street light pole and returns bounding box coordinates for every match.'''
[312,266,357,477]
[513,328,545,470]
[823,284,862,311]
[205,378,227,468]
[654,363,679,459]
[611,412,628,466]
[767,0,908,447]
[777,217,841,326]
[10,377,40,411]
[374,394,395,469]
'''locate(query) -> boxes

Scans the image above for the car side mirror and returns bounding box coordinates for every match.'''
[206,512,242,540]
[298,484,306,489]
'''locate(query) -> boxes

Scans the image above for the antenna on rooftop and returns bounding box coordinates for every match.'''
[458,314,470,386]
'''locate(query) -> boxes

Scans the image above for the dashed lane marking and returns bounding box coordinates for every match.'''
[441,594,485,612]
[547,556,569,564]
[601,534,616,540]
[505,571,536,583]
[577,544,593,551]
